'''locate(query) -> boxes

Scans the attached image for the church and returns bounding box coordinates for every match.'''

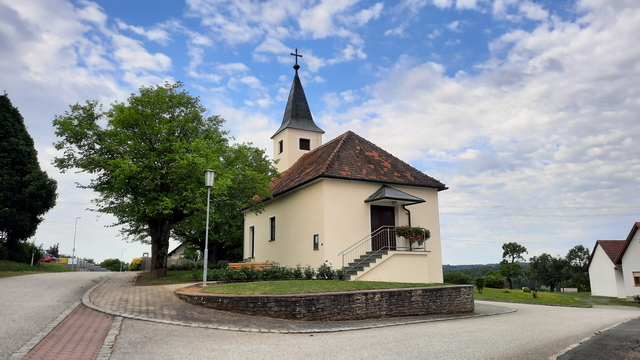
[242,53,447,283]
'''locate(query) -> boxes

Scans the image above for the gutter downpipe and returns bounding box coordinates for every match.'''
[401,202,422,250]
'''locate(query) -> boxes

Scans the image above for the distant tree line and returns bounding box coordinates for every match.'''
[443,242,591,292]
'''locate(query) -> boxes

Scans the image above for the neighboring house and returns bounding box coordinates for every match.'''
[242,61,447,283]
[168,243,186,260]
[588,222,640,299]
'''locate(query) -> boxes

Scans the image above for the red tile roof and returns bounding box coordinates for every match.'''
[595,240,625,263]
[269,131,447,198]
[613,222,640,265]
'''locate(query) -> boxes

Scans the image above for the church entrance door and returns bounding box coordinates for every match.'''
[370,205,396,251]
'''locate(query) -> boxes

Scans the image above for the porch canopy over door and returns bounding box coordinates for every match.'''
[366,185,426,251]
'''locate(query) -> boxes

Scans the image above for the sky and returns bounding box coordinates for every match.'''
[1,0,639,265]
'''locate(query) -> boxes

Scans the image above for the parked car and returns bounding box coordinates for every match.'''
[40,255,57,263]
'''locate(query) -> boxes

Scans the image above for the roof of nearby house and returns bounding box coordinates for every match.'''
[271,66,324,139]
[594,240,626,264]
[168,243,185,257]
[268,130,448,198]
[613,222,640,265]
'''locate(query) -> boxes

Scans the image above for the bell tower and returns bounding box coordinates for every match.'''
[271,49,324,172]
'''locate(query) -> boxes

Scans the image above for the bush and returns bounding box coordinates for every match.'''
[444,271,471,284]
[484,270,506,288]
[522,287,531,293]
[474,277,485,294]
[303,265,316,280]
[129,257,142,271]
[316,261,334,280]
[0,241,43,263]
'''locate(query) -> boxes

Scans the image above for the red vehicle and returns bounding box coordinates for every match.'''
[40,255,57,263]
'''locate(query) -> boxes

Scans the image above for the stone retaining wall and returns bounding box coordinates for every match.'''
[176,285,474,321]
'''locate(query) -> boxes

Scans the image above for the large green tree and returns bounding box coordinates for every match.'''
[171,143,278,263]
[564,245,591,291]
[0,94,57,261]
[528,253,567,292]
[499,242,528,289]
[52,82,277,278]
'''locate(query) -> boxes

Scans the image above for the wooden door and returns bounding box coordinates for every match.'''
[370,205,396,251]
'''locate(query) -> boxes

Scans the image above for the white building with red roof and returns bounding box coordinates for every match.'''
[588,222,640,299]
[242,58,447,283]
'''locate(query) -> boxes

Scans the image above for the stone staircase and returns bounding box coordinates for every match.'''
[343,250,388,280]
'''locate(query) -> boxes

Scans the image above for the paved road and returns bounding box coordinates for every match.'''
[111,302,640,360]
[0,272,111,359]
[558,316,640,360]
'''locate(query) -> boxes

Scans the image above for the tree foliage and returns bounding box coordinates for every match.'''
[0,94,57,261]
[46,243,60,257]
[499,242,528,289]
[52,82,277,277]
[443,271,470,284]
[528,253,568,292]
[563,245,591,291]
[100,258,127,272]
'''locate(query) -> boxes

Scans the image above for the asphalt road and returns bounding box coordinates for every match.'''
[558,316,640,360]
[0,271,111,359]
[111,302,640,360]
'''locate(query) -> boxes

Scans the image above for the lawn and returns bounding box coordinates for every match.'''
[475,287,640,308]
[0,260,73,277]
[203,280,440,295]
[135,270,199,285]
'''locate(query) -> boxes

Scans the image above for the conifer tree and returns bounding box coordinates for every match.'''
[0,94,57,258]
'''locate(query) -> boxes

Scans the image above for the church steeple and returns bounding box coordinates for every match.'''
[271,49,324,139]
[271,49,324,172]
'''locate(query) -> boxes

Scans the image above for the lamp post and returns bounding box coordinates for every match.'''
[203,169,216,286]
[72,217,81,270]
[120,248,126,272]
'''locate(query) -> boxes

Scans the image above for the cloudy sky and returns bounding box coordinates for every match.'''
[1,0,638,265]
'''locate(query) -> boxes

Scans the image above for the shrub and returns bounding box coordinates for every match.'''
[303,265,316,280]
[444,271,470,284]
[129,257,142,271]
[532,290,538,298]
[522,287,531,293]
[335,268,346,281]
[292,264,303,279]
[484,270,506,289]
[633,295,640,304]
[474,277,485,294]
[316,261,334,280]
[503,290,510,293]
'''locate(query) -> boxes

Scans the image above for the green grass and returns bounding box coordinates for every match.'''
[0,260,73,277]
[135,270,198,285]
[474,288,640,307]
[203,280,441,295]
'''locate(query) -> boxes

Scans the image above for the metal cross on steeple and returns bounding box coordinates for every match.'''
[290,48,302,70]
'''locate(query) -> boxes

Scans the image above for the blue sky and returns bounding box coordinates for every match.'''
[1,0,639,265]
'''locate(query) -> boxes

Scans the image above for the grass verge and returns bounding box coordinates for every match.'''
[203,280,442,295]
[0,260,73,278]
[135,270,198,285]
[474,288,640,307]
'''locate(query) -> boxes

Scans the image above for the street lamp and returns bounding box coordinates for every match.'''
[120,248,126,272]
[72,217,81,270]
[203,169,216,286]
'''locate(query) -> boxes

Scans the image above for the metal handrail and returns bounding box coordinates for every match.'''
[339,226,430,275]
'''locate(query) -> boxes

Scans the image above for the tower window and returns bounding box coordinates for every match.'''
[299,138,311,150]
[278,140,283,154]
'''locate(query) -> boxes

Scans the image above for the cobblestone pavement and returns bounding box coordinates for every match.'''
[85,273,515,334]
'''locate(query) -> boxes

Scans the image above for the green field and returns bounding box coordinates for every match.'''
[203,280,440,295]
[475,287,640,307]
[0,260,73,277]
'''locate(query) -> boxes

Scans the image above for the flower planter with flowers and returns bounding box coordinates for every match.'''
[394,225,431,250]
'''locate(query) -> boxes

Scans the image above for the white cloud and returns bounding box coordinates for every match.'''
[445,39,461,46]
[385,23,408,37]
[115,20,172,45]
[445,20,461,31]
[455,0,478,10]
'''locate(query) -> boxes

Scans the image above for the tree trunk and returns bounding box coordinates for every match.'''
[506,277,513,289]
[149,218,171,278]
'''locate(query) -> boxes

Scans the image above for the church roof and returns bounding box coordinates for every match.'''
[269,131,447,198]
[271,66,324,138]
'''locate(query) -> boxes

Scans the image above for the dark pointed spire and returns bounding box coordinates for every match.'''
[271,49,324,139]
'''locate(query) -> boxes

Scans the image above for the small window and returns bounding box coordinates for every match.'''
[269,217,276,242]
[249,226,255,258]
[278,140,283,154]
[313,234,319,250]
[634,272,640,286]
[299,138,311,151]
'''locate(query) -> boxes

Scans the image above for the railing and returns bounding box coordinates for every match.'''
[338,226,429,274]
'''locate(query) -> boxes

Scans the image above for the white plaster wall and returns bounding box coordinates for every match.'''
[588,244,625,298]
[243,180,326,268]
[272,128,323,172]
[354,252,431,283]
[620,230,640,299]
